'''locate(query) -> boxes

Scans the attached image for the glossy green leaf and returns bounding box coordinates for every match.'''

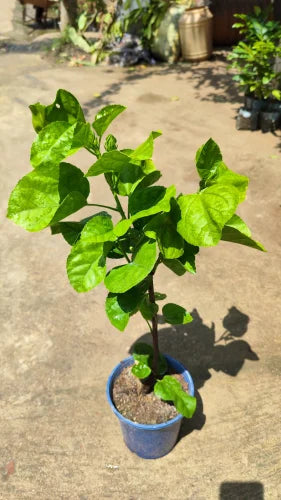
[222,214,266,251]
[204,162,249,203]
[105,280,149,331]
[132,343,152,378]
[105,134,118,152]
[142,159,157,174]
[115,163,144,196]
[129,185,176,220]
[177,184,240,247]
[29,89,85,133]
[92,104,126,138]
[51,220,85,245]
[104,240,157,293]
[47,89,85,124]
[196,139,248,203]
[71,122,94,151]
[163,258,186,276]
[29,103,46,133]
[163,241,198,276]
[178,242,199,274]
[80,212,116,243]
[162,303,193,325]
[133,342,153,358]
[196,138,222,180]
[30,121,92,169]
[105,294,130,331]
[154,375,197,419]
[140,296,159,320]
[134,170,162,190]
[66,240,106,292]
[144,213,184,259]
[132,342,167,378]
[7,162,89,232]
[130,130,162,161]
[132,363,151,379]
[86,151,138,177]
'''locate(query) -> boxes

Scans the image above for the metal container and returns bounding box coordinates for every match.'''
[179,7,213,62]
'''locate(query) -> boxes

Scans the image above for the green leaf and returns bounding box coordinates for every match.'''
[115,163,144,196]
[104,240,157,293]
[140,296,159,320]
[68,27,93,53]
[144,213,184,259]
[105,294,130,331]
[130,130,162,161]
[129,185,176,220]
[177,184,240,247]
[86,150,138,177]
[30,121,92,169]
[154,292,167,301]
[163,258,186,276]
[178,242,199,274]
[134,170,162,190]
[47,89,85,125]
[154,375,196,419]
[196,140,248,203]
[66,240,106,292]
[221,214,266,251]
[7,162,89,232]
[196,138,222,181]
[132,342,167,378]
[132,343,152,378]
[29,103,46,133]
[29,89,85,133]
[105,279,150,331]
[92,104,126,138]
[204,162,249,203]
[132,363,151,379]
[162,303,193,325]
[80,212,116,243]
[272,89,281,100]
[105,134,118,152]
[78,12,87,31]
[51,220,84,245]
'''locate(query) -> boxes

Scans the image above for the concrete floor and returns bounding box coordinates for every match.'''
[0,3,281,499]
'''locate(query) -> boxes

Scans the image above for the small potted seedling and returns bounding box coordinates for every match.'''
[228,5,281,132]
[7,90,265,459]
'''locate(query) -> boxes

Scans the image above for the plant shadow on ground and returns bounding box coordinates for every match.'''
[83,49,243,116]
[220,481,264,500]
[129,306,259,443]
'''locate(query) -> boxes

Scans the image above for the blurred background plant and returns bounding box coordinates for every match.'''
[228,5,281,101]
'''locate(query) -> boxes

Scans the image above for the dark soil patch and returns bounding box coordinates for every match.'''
[112,366,189,425]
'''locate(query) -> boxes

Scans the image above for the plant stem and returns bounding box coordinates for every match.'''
[148,275,159,377]
[118,242,131,263]
[87,203,119,212]
[114,194,126,220]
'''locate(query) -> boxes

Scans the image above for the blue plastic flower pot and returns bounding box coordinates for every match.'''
[106,355,195,459]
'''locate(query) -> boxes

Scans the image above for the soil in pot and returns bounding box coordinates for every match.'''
[112,366,189,425]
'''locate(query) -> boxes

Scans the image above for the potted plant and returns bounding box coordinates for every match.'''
[123,0,196,63]
[228,5,281,131]
[7,89,265,459]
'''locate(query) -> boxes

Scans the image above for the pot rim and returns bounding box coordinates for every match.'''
[106,354,195,431]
